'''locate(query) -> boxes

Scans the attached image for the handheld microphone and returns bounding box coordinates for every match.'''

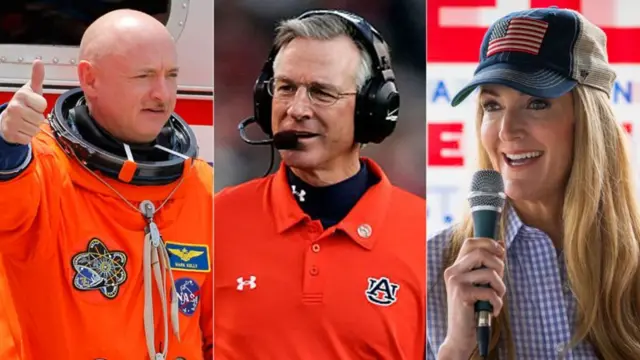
[467,169,506,358]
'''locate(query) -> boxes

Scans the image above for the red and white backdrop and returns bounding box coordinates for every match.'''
[427,0,640,236]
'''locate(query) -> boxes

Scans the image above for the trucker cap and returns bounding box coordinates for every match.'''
[450,7,616,107]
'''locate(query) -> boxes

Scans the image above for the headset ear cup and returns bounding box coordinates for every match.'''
[371,80,399,143]
[354,77,399,144]
[253,69,274,137]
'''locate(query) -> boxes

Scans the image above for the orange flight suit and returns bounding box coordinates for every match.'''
[0,126,213,359]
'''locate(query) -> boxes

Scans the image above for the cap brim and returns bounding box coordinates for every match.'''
[450,63,578,107]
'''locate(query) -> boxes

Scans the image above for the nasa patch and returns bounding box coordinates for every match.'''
[365,277,400,306]
[71,238,128,299]
[175,277,201,316]
[165,241,210,272]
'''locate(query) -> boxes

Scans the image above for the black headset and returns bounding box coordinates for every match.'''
[252,9,399,145]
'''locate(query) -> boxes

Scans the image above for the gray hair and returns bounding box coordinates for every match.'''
[272,14,377,91]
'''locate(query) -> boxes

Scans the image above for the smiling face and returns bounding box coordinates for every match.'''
[78,10,178,144]
[270,35,360,173]
[92,38,178,143]
[479,84,576,202]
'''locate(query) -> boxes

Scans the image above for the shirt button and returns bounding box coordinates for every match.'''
[357,224,372,238]
[556,343,564,353]
[310,266,319,276]
[311,244,320,253]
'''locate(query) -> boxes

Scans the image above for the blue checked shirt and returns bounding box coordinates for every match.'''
[427,205,599,359]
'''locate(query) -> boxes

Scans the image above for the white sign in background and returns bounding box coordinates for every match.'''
[438,0,640,28]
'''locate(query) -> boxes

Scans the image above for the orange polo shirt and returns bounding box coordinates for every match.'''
[0,127,213,360]
[214,157,426,359]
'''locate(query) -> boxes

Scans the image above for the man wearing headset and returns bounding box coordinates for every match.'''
[0,9,212,360]
[214,9,426,359]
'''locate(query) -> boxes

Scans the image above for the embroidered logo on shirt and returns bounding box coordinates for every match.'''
[71,238,128,299]
[175,277,201,316]
[165,242,211,273]
[237,276,257,291]
[365,277,400,306]
[291,185,306,202]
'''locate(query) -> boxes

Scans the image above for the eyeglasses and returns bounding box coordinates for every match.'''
[267,78,357,107]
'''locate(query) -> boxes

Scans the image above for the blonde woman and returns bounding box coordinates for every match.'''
[427,7,640,360]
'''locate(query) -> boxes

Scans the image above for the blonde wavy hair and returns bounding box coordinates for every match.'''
[444,84,640,359]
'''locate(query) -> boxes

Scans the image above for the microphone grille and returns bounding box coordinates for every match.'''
[470,169,504,192]
[468,170,506,209]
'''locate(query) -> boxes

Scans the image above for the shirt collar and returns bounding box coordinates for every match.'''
[503,203,557,250]
[504,203,524,250]
[285,159,371,228]
[269,157,392,250]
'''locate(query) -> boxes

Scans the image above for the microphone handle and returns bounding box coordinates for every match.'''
[471,209,499,239]
[472,208,498,313]
[471,209,500,357]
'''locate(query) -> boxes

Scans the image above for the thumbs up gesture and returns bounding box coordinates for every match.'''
[0,60,47,145]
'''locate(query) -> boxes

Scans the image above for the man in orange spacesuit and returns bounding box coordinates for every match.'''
[0,9,212,360]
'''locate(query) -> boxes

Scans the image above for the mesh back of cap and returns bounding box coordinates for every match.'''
[571,10,616,96]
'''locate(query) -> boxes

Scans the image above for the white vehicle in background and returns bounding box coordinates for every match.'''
[0,0,214,163]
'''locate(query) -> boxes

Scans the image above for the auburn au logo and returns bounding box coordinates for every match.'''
[365,277,400,306]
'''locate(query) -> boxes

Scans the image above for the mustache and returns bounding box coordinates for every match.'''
[143,103,169,112]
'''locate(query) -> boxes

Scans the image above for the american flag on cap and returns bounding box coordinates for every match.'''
[487,18,549,57]
[450,7,617,107]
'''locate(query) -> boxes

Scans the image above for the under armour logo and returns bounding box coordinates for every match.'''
[291,185,306,202]
[236,276,257,291]
[386,108,398,122]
